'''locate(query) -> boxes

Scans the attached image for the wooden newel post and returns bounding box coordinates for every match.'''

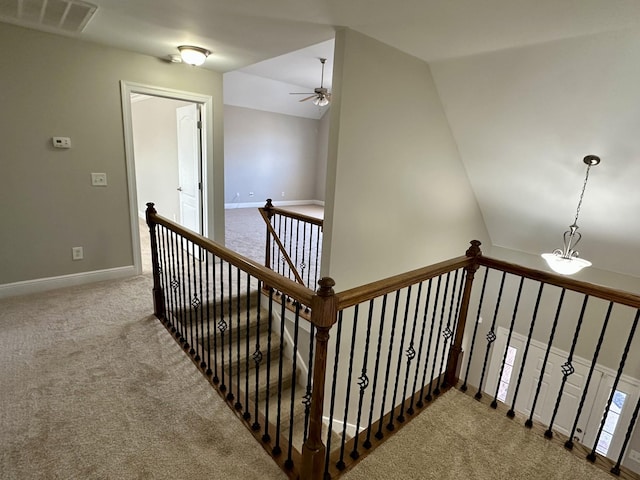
[264,199,275,271]
[444,240,482,388]
[145,202,165,319]
[301,277,337,480]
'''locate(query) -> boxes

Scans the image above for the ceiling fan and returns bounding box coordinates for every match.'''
[290,58,331,106]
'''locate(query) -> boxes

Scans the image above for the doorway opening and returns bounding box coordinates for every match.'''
[120,82,213,275]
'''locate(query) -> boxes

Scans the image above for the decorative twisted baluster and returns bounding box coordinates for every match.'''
[351,300,375,460]
[461,268,489,392]
[411,279,432,411]
[507,282,544,419]
[363,294,387,449]
[475,272,507,400]
[388,286,412,427]
[491,276,525,409]
[525,288,566,428]
[544,295,589,438]
[587,309,640,462]
[565,302,613,450]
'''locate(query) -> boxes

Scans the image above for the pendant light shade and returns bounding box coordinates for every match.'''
[541,155,600,275]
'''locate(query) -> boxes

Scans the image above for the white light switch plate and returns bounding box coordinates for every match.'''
[91,173,107,186]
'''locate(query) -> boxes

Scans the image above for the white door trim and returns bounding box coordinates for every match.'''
[120,81,213,275]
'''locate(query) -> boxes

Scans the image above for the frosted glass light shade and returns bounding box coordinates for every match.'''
[541,253,592,275]
[313,95,330,107]
[178,46,210,66]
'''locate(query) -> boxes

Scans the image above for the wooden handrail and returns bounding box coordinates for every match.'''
[258,208,306,286]
[146,204,315,308]
[261,204,324,228]
[335,256,473,310]
[478,256,640,309]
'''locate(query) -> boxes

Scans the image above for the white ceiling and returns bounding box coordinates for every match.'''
[5,0,640,278]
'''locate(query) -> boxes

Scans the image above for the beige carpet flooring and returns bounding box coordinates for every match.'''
[0,205,616,479]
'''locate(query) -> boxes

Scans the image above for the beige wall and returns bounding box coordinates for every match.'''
[224,105,322,205]
[323,29,490,290]
[0,23,223,285]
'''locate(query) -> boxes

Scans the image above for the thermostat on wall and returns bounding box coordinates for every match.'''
[52,137,71,149]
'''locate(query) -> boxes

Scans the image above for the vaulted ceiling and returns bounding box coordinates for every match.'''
[4,0,639,279]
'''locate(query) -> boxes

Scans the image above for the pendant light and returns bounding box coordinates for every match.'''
[541,155,600,275]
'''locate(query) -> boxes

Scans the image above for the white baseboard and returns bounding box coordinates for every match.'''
[0,266,137,299]
[225,199,325,209]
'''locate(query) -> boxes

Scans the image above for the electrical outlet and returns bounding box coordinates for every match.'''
[91,173,107,186]
[249,192,254,197]
[281,191,285,197]
[72,246,83,260]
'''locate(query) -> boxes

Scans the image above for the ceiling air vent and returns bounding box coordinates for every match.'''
[0,0,97,34]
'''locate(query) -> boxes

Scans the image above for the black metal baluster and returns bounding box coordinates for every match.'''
[185,239,196,355]
[611,392,640,475]
[442,270,465,389]
[313,226,321,290]
[336,309,359,471]
[323,315,344,477]
[198,246,206,369]
[285,302,301,470]
[376,291,401,438]
[302,322,315,443]
[251,280,263,432]
[419,276,442,403]
[262,288,275,443]
[390,286,414,425]
[218,260,227,393]
[169,231,182,342]
[433,274,452,396]
[190,242,200,361]
[363,294,387,448]
[350,300,374,459]
[235,267,242,411]
[475,272,507,400]
[565,302,614,450]
[412,279,433,410]
[491,276,525,408]
[525,288,566,427]
[461,268,489,392]
[587,309,640,462]
[211,252,219,384]
[400,282,423,418]
[438,271,459,390]
[205,250,212,377]
[544,294,589,438]
[507,282,544,418]
[159,227,173,331]
[429,274,450,399]
[243,273,251,421]
[272,294,287,457]
[180,237,190,350]
[226,263,234,402]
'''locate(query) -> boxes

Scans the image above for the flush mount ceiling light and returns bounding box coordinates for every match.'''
[178,45,210,66]
[541,155,600,275]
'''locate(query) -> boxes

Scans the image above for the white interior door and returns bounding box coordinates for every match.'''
[176,103,202,234]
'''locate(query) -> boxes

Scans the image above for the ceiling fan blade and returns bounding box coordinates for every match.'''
[290,92,314,95]
[299,95,316,102]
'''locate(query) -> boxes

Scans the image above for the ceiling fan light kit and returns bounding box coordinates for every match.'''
[541,154,600,275]
[177,45,210,66]
[290,57,331,106]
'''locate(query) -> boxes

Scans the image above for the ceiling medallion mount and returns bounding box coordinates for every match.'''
[541,155,600,275]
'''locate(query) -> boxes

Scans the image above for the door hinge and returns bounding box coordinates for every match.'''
[197,120,202,129]
[198,182,202,190]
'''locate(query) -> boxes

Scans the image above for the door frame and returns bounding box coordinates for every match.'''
[120,81,213,275]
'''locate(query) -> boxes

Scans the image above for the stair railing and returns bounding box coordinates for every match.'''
[147,202,640,480]
[259,199,323,291]
[461,254,640,478]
